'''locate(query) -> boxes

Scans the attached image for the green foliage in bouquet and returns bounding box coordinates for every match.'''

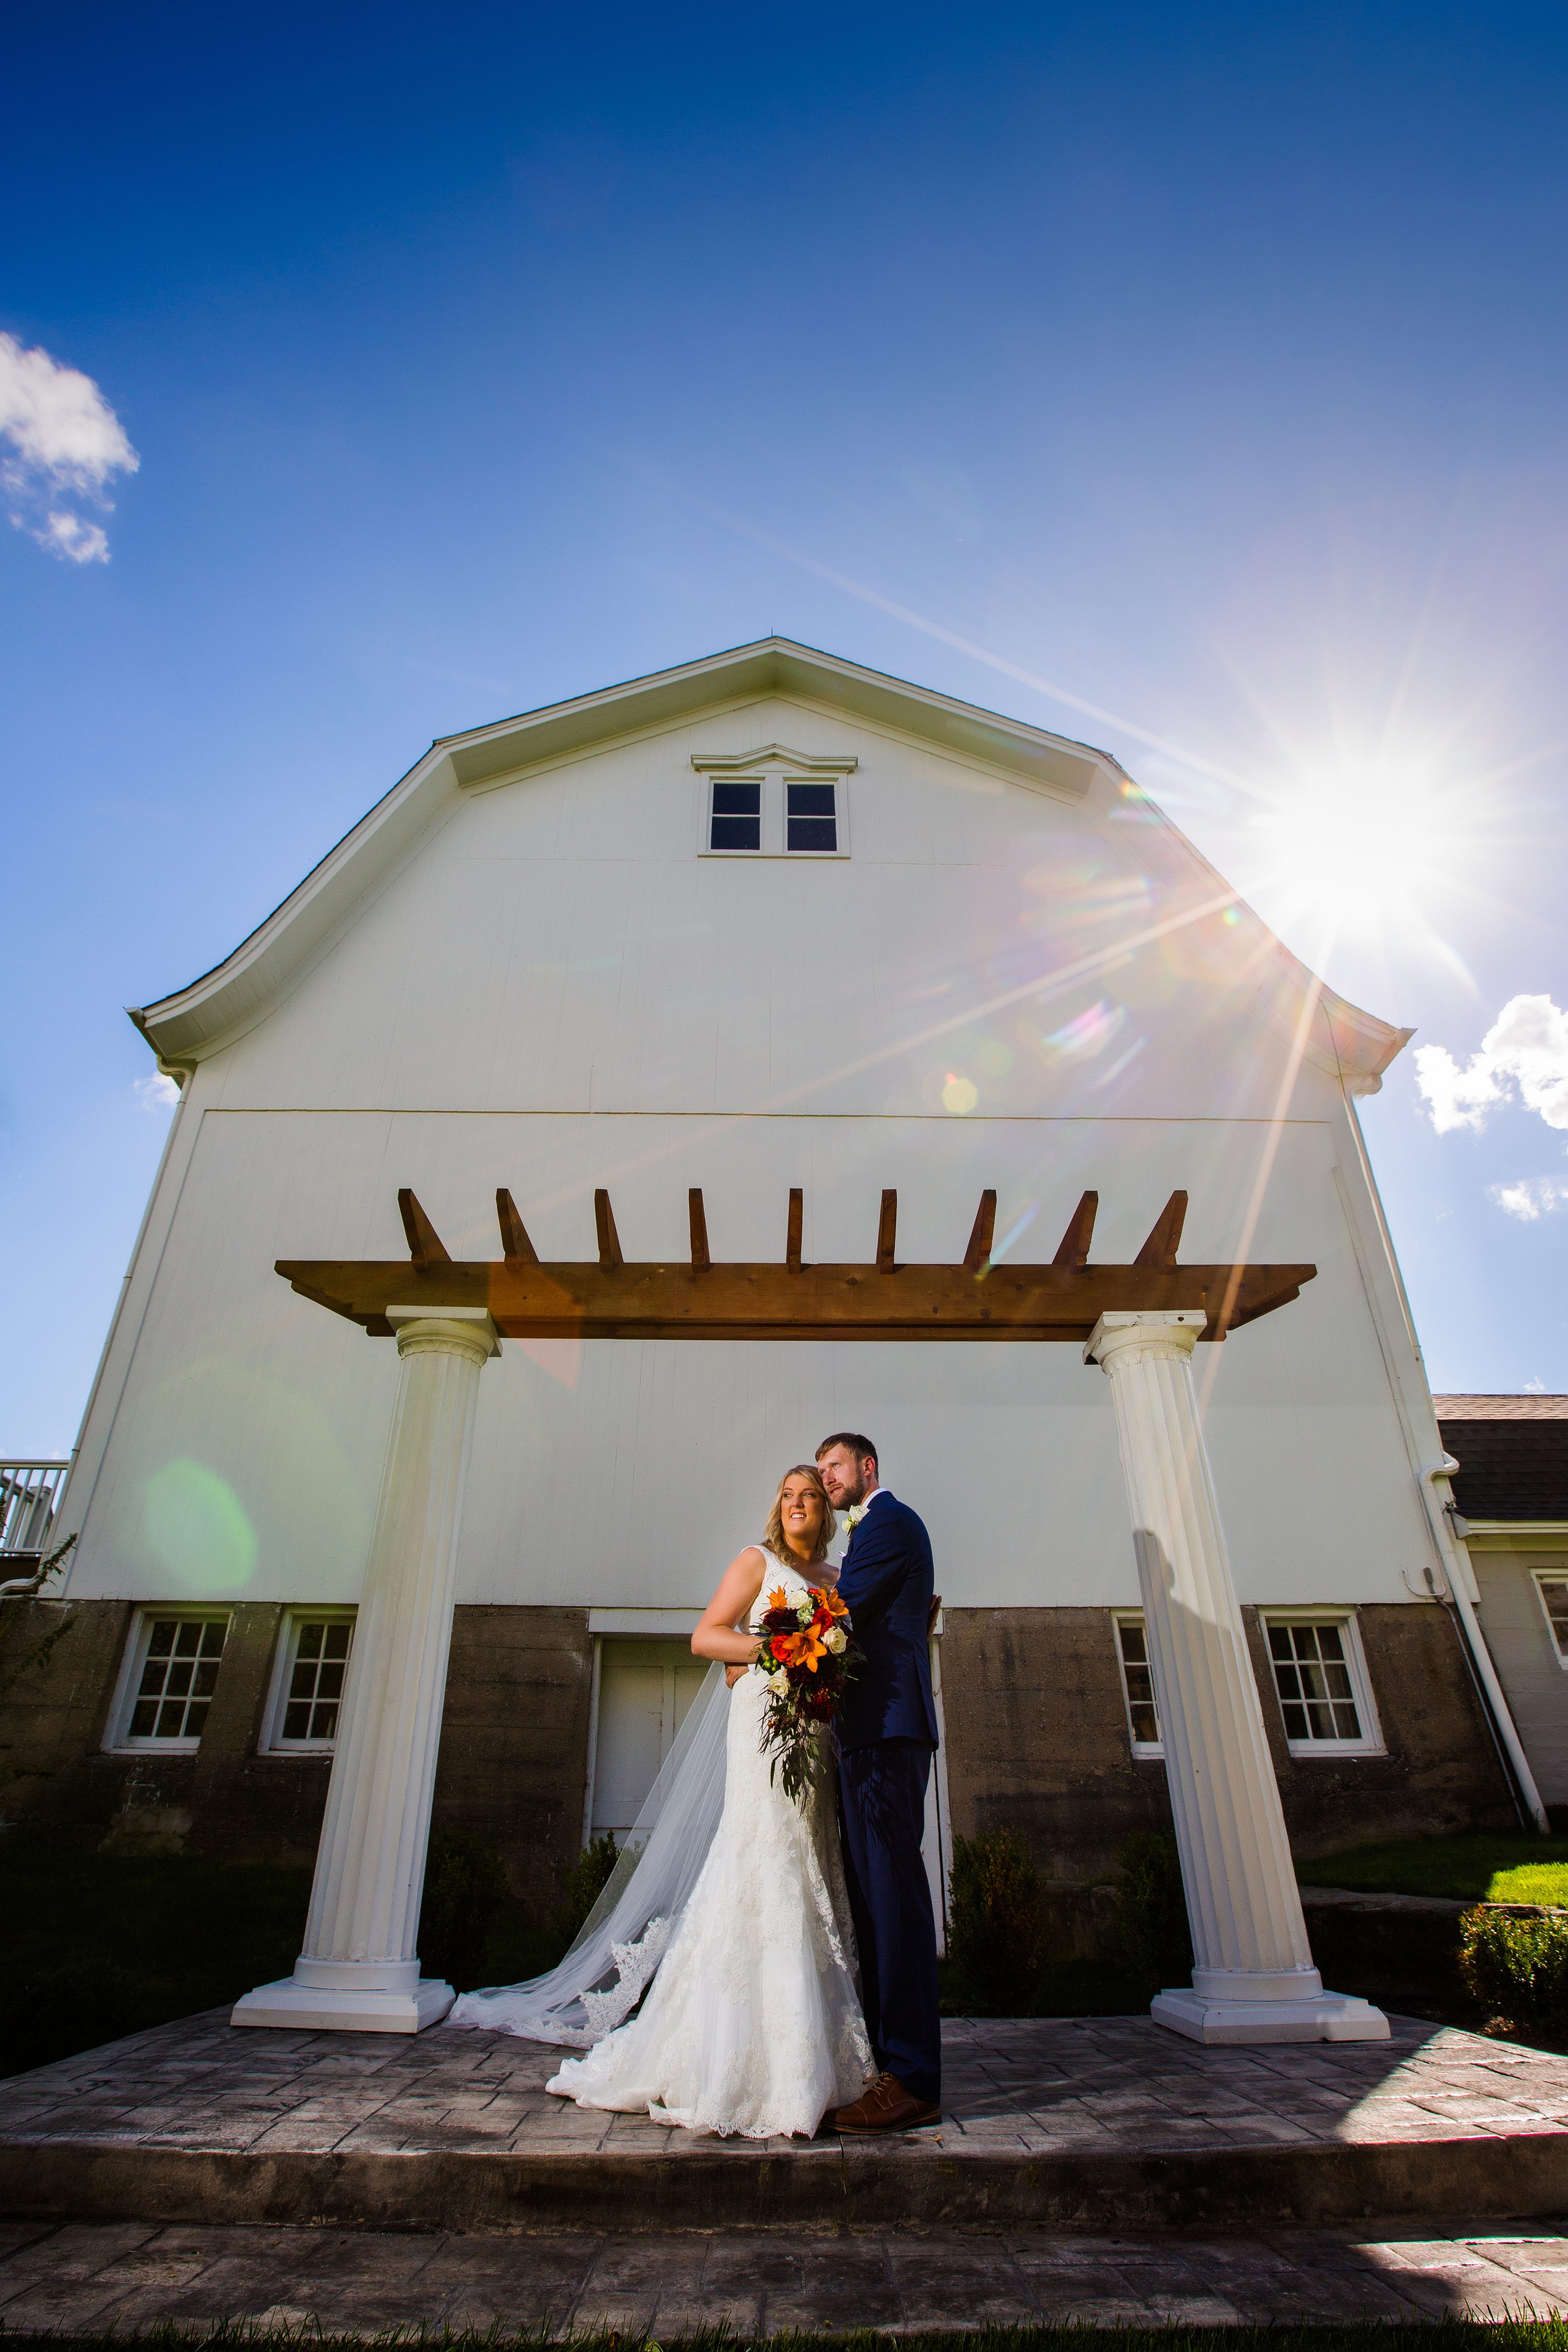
[754,1580,860,1808]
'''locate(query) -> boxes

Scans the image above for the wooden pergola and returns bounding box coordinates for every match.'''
[237,1175,1388,2052]
[277,1184,1316,1345]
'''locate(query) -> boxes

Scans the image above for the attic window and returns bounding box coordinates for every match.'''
[709,778,763,852]
[787,781,837,853]
[693,748,855,856]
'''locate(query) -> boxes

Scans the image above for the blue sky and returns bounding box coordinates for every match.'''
[5,2,1568,1453]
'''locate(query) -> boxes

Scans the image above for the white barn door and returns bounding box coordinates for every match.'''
[590,1636,710,1842]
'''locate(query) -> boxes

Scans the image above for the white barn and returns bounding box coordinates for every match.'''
[6,640,1535,2033]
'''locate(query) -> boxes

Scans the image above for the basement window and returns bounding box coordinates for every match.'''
[109,1612,231,1751]
[1113,1614,1163,1756]
[1532,1575,1568,1667]
[261,1610,357,1751]
[1262,1614,1382,1755]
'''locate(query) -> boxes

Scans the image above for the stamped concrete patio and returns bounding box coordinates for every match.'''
[3,2011,1568,2238]
[5,2213,1568,2333]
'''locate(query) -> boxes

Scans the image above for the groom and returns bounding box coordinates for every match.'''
[815,1432,941,2132]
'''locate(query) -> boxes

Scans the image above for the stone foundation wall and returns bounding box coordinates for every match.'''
[939,1600,1515,1883]
[0,1596,1512,1891]
[430,1607,594,1895]
[0,1601,333,1864]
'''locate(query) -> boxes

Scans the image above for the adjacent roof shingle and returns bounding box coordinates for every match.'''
[1433,1395,1568,1420]
[1436,1398,1568,1519]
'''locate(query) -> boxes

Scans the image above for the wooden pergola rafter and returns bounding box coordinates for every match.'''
[276,1184,1316,1345]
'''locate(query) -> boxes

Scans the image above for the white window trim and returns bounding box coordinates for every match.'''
[587,1608,702,1636]
[258,1607,358,1754]
[1530,1571,1568,1670]
[925,1610,953,1957]
[104,1607,234,1755]
[1260,1608,1385,1758]
[691,747,855,858]
[1112,1610,1165,1758]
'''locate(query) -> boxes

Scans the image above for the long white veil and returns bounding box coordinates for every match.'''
[447,1660,731,2045]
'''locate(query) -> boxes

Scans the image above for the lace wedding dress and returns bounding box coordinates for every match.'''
[543,1556,873,2138]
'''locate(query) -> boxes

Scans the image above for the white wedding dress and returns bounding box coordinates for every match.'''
[544,1556,873,2138]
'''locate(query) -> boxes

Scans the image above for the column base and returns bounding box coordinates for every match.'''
[230,1976,455,2034]
[1152,1986,1390,2045]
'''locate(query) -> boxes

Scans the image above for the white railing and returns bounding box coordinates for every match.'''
[0,1461,67,1558]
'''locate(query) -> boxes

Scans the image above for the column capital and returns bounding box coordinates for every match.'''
[1083,1307,1206,1371]
[386,1306,500,1366]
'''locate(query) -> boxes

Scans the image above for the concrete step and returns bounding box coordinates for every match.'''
[3,2011,1567,2236]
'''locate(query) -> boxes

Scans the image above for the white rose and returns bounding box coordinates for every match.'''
[767,1669,790,1695]
[826,1625,847,1654]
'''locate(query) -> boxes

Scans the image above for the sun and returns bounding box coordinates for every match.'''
[1243,744,1485,950]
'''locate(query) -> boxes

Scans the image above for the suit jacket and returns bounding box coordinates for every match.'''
[834,1491,939,1752]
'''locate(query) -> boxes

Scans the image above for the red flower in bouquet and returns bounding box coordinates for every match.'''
[751,1581,860,1805]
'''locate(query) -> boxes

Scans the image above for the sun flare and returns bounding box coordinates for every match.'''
[1242,745,1488,951]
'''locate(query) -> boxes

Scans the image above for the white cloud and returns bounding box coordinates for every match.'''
[1525,1376,1548,1394]
[0,331,138,564]
[1415,994,1568,1136]
[1490,1177,1568,1222]
[134,1072,180,1109]
[1412,1042,1501,1134]
[39,510,109,563]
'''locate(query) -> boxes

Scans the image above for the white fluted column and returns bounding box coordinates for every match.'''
[1086,1311,1387,2045]
[234,1307,498,2033]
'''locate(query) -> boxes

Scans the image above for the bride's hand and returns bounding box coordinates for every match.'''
[725,1662,748,1688]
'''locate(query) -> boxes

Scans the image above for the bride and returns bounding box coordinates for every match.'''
[450,1464,873,2140]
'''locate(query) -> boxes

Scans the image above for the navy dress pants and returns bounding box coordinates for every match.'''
[837,1738,941,2104]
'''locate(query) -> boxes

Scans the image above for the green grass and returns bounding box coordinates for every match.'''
[1297,1832,1568,1902]
[1488,1862,1568,1904]
[5,2324,1568,2352]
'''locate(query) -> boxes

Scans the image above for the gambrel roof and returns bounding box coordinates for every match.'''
[130,636,1411,1087]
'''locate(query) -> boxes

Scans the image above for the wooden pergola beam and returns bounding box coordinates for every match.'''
[276,1186,1315,1346]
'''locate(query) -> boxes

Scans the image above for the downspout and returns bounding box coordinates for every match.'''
[1419,1458,1550,1834]
[1330,1075,1550,1836]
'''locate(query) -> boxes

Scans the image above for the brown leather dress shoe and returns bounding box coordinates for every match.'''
[831,2071,941,2133]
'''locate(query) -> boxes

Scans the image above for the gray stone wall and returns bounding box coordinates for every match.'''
[940,1600,1515,1883]
[430,1606,595,1895]
[0,1596,1513,1892]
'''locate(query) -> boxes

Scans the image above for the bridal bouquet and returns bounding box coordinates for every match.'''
[753,1582,860,1805]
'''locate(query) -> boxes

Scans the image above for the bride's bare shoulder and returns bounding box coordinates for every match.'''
[700,1544,768,1613]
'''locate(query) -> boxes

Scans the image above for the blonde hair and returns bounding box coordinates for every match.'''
[762,1463,836,1565]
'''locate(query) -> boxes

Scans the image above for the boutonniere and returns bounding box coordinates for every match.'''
[844,1504,867,1531]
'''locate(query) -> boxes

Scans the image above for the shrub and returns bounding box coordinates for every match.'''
[418,1829,509,1992]
[947,1827,1050,2015]
[1114,1830,1193,1988]
[551,1832,622,1949]
[1,1835,310,2078]
[1459,1904,1568,2041]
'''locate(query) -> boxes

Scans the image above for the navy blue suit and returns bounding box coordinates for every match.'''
[835,1491,941,2105]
